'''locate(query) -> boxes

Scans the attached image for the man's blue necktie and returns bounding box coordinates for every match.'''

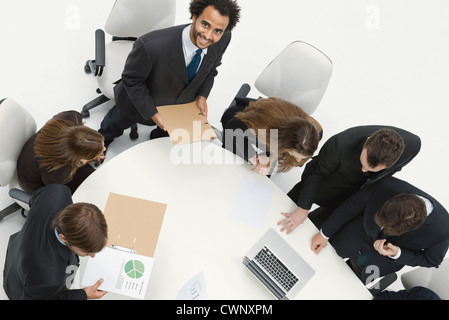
[187,48,202,82]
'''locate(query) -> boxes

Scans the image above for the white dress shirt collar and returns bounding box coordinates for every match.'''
[182,24,207,66]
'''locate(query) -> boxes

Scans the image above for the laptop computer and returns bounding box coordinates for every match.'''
[243,228,315,300]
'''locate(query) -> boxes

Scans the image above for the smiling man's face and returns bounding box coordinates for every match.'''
[190,5,229,49]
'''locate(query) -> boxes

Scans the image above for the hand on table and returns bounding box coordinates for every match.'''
[311,232,328,254]
[249,154,271,175]
[277,207,309,234]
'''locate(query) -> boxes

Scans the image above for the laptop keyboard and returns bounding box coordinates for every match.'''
[254,246,299,292]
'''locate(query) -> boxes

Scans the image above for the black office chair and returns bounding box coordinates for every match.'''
[82,0,176,140]
[0,98,35,220]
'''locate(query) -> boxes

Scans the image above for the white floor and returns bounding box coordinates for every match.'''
[1,0,449,300]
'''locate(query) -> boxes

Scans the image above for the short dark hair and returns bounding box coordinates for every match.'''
[374,193,427,236]
[363,128,405,168]
[52,202,108,254]
[189,0,241,32]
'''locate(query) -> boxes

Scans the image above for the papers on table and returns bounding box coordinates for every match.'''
[231,175,274,229]
[81,247,154,299]
[81,193,166,299]
[175,271,208,300]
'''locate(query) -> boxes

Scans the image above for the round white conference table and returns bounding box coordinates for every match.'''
[72,137,372,300]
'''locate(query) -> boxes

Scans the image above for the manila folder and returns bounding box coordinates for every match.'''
[103,192,166,258]
[156,101,216,145]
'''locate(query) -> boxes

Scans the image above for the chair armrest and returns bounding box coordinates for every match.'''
[9,188,32,206]
[95,29,105,67]
[235,83,251,99]
[367,272,398,296]
[93,29,105,76]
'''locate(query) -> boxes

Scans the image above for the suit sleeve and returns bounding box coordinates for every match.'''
[321,182,375,238]
[120,38,157,121]
[296,135,342,210]
[224,118,258,162]
[395,236,449,268]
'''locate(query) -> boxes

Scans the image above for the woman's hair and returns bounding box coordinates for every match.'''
[235,97,321,172]
[34,118,104,180]
[374,193,427,237]
[52,202,108,254]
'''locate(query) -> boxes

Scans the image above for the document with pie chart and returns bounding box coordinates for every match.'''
[81,247,154,299]
[81,193,166,299]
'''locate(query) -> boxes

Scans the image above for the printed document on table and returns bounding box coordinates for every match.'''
[81,247,154,299]
[175,271,208,300]
[231,174,274,229]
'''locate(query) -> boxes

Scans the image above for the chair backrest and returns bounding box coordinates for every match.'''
[104,0,176,38]
[254,41,333,115]
[97,0,177,99]
[0,99,37,187]
[400,257,449,299]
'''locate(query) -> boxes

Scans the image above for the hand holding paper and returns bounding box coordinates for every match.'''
[196,96,208,117]
[152,112,167,131]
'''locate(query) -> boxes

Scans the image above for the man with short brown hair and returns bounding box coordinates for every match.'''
[278,125,421,233]
[3,184,108,300]
[310,176,449,283]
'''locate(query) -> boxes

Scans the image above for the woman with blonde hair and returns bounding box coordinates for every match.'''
[221,97,322,175]
[17,111,106,194]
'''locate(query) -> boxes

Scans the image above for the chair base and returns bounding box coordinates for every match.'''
[0,202,21,221]
[368,273,398,296]
[81,94,110,118]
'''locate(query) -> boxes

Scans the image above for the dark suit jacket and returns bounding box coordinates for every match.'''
[323,176,449,277]
[3,184,86,300]
[295,125,421,210]
[114,24,232,125]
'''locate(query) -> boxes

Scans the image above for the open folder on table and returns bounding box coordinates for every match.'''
[156,101,216,145]
[81,193,166,299]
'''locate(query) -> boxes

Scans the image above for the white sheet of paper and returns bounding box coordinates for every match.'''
[81,247,154,299]
[175,271,208,300]
[231,174,274,229]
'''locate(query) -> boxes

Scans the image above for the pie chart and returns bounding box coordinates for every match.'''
[124,260,145,279]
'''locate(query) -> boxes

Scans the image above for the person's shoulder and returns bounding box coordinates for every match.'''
[52,110,82,124]
[215,31,232,49]
[30,184,72,208]
[140,24,186,42]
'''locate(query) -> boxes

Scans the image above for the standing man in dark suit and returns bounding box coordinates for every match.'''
[3,184,108,300]
[278,125,421,233]
[98,0,241,146]
[310,176,449,283]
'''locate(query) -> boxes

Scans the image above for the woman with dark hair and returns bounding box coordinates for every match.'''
[221,97,323,175]
[17,110,105,194]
